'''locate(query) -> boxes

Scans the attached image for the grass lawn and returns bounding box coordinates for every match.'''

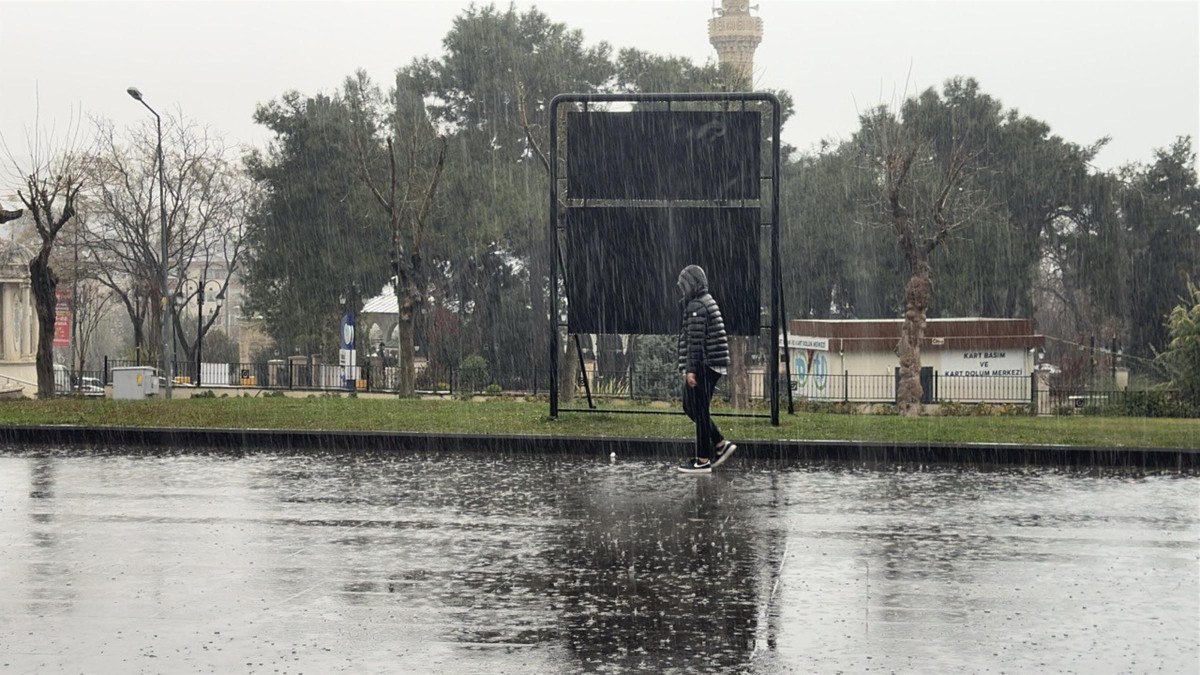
[0,396,1197,449]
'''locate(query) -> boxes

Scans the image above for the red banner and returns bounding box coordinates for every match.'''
[53,289,71,347]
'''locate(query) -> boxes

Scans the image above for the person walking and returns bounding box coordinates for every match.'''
[676,264,737,474]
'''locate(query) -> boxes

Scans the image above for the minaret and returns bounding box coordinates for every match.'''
[708,0,763,88]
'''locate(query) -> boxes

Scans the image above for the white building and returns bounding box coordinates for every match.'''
[787,318,1045,405]
[0,241,38,397]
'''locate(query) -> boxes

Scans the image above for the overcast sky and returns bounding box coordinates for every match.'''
[1,0,1196,172]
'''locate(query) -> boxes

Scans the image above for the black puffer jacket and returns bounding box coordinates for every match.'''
[676,265,731,374]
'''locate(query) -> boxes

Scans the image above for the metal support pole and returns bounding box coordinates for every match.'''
[154,113,172,399]
[548,99,561,419]
[769,98,782,426]
[777,257,794,415]
[128,89,173,399]
[196,286,203,387]
[575,334,594,408]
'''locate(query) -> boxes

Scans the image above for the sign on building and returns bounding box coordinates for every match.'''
[940,350,1027,377]
[786,335,829,351]
[53,289,71,348]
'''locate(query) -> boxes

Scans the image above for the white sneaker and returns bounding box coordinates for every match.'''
[711,442,737,468]
[677,458,712,474]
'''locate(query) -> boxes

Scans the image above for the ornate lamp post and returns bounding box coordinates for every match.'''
[198,280,224,387]
[179,279,225,386]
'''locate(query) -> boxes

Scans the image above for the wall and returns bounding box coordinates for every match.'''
[789,347,1036,404]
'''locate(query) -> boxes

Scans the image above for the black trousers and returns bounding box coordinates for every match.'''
[683,367,724,461]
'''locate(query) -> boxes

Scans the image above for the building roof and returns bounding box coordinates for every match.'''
[361,285,398,315]
[0,239,34,271]
[789,317,1044,353]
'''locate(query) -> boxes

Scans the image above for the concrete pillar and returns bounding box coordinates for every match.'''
[31,289,37,358]
[2,284,15,361]
[22,285,33,357]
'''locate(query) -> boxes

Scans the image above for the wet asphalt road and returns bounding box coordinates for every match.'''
[1,451,1196,673]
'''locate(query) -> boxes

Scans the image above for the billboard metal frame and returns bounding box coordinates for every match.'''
[549,92,792,425]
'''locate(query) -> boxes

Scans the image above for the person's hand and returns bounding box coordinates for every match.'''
[686,372,697,388]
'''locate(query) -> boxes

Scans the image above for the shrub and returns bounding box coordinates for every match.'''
[1157,281,1200,413]
[485,383,503,395]
[459,354,489,393]
[1118,390,1194,418]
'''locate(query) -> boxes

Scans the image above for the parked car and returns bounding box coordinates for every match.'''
[79,377,105,397]
[53,364,71,394]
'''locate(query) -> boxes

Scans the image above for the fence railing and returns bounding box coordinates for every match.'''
[788,373,1032,405]
[63,358,1192,417]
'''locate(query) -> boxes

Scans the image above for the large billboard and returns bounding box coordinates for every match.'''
[566,111,761,201]
[565,206,759,335]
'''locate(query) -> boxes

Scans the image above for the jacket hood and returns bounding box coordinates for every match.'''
[677,265,708,299]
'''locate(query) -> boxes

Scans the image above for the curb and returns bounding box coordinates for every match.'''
[0,425,1195,470]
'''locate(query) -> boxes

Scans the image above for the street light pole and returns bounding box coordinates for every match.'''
[196,284,204,387]
[127,86,173,400]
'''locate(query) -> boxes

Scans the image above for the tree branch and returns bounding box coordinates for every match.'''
[413,136,447,254]
[517,84,550,174]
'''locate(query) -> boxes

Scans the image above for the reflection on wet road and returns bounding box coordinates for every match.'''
[1,452,1196,672]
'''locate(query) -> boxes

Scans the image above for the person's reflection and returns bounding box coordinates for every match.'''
[547,472,761,671]
[863,469,978,642]
[27,455,75,611]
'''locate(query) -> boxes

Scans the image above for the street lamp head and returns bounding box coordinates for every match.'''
[126,87,144,101]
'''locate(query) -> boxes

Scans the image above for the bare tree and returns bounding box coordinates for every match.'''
[3,120,88,396]
[867,109,980,416]
[517,88,580,402]
[49,212,115,376]
[348,72,446,396]
[85,113,248,372]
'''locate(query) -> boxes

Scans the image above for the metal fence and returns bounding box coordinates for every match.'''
[1040,387,1190,417]
[54,368,106,397]
[100,359,528,396]
[67,358,1193,418]
[788,373,1032,405]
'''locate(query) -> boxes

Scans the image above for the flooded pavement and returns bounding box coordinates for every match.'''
[0,451,1196,673]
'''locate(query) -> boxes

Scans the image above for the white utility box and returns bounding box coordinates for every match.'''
[112,366,160,400]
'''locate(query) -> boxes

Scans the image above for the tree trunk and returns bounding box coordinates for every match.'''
[897,255,932,417]
[147,300,164,367]
[527,222,548,392]
[728,336,750,408]
[29,253,58,398]
[132,320,145,364]
[397,298,416,397]
[558,333,577,402]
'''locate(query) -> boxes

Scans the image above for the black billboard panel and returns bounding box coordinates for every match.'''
[567,111,760,200]
[565,207,759,335]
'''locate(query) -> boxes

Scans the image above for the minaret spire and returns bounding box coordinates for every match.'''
[708,0,763,88]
